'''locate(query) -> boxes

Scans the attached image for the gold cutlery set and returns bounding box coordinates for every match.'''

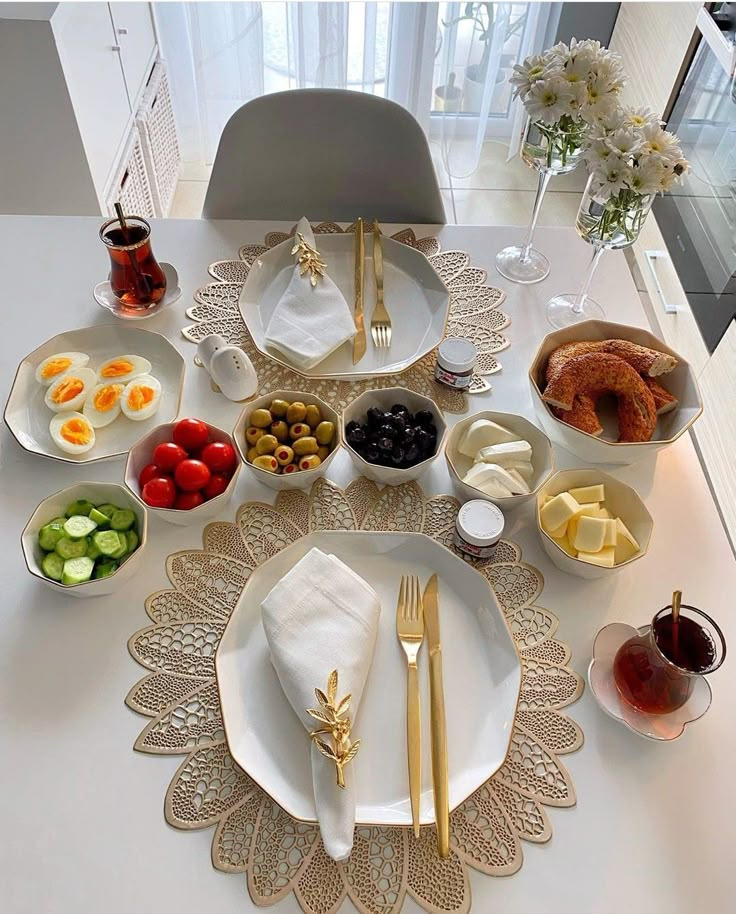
[353,218,393,364]
[396,573,449,857]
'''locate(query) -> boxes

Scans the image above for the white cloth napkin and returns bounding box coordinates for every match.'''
[261,547,381,861]
[264,217,356,370]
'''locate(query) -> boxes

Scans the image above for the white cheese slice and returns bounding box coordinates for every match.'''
[458,419,517,457]
[540,492,580,533]
[572,515,607,553]
[475,440,532,466]
[568,484,605,504]
[614,517,640,563]
[577,546,615,567]
[506,461,534,481]
[464,462,526,496]
[505,468,531,494]
[463,462,514,498]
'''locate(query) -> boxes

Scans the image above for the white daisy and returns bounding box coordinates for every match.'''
[605,126,644,157]
[592,159,632,199]
[509,55,557,100]
[641,123,682,163]
[628,158,665,196]
[625,107,661,129]
[525,78,575,125]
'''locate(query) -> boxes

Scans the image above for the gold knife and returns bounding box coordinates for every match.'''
[352,217,366,364]
[423,573,449,857]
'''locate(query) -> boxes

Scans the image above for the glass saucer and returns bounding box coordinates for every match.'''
[94,262,181,321]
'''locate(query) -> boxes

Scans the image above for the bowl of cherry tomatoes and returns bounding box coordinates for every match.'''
[124,417,241,525]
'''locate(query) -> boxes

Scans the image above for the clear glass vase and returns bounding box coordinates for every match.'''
[496,118,587,285]
[546,176,654,328]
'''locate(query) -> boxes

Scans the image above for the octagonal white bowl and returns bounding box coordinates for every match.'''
[240,232,450,380]
[341,388,447,486]
[21,482,148,598]
[445,410,554,510]
[234,390,341,491]
[528,320,702,465]
[125,420,241,525]
[535,469,653,579]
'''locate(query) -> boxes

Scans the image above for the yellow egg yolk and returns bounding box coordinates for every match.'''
[127,385,155,411]
[52,376,85,403]
[61,417,93,445]
[41,357,72,379]
[93,384,123,412]
[101,359,135,378]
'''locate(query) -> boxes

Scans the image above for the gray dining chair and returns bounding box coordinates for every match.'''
[203,89,446,224]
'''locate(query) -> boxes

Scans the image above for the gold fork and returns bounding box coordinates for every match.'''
[371,219,392,349]
[396,574,424,837]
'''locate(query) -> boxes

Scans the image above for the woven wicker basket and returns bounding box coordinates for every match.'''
[105,125,156,219]
[136,59,181,217]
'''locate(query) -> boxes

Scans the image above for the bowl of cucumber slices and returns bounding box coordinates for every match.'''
[21,482,147,597]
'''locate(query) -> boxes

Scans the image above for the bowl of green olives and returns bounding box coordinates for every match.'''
[234,390,341,490]
[340,388,447,485]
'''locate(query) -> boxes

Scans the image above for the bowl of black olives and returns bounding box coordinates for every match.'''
[341,388,447,485]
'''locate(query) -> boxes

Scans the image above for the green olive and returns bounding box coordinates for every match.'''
[271,420,289,442]
[315,420,335,446]
[286,402,307,424]
[293,436,318,456]
[250,408,273,429]
[317,446,330,461]
[298,455,321,471]
[252,455,278,473]
[305,404,322,428]
[274,445,294,466]
[245,426,265,446]
[246,446,258,463]
[255,434,278,455]
[289,423,311,440]
[269,399,289,418]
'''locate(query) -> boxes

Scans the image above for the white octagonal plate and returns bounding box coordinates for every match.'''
[216,530,521,826]
[240,233,450,380]
[4,324,185,464]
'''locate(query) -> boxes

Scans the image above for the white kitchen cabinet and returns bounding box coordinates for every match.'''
[0,1,159,215]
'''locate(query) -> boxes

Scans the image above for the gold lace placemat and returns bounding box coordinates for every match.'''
[182,223,510,411]
[127,478,584,914]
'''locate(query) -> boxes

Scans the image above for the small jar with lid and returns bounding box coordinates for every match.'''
[453,499,505,560]
[434,337,477,390]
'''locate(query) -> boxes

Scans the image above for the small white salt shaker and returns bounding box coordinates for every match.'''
[196,334,258,402]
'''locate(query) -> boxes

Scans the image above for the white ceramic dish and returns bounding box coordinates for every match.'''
[94,263,182,320]
[4,325,185,464]
[240,233,450,380]
[445,410,554,510]
[528,319,703,465]
[535,469,653,579]
[124,420,241,526]
[588,622,712,741]
[234,390,341,491]
[216,530,521,826]
[21,482,148,598]
[340,388,447,486]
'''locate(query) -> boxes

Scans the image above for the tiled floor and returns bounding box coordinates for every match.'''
[169,140,585,226]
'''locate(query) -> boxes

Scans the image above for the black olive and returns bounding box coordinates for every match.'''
[366,407,383,428]
[391,415,407,433]
[382,411,394,424]
[378,436,394,453]
[402,428,416,446]
[364,443,380,462]
[426,423,437,437]
[391,403,409,416]
[415,409,434,427]
[347,427,367,447]
[414,428,430,449]
[391,447,405,466]
[379,423,396,439]
[404,444,420,464]
[345,420,360,435]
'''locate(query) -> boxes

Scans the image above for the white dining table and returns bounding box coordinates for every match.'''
[1,215,734,914]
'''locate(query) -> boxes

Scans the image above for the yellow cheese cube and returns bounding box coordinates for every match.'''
[549,521,568,539]
[574,501,601,519]
[568,484,605,504]
[555,534,577,557]
[540,492,580,534]
[614,517,640,564]
[577,546,616,567]
[597,506,612,519]
[603,518,618,547]
[572,515,607,553]
[567,514,581,545]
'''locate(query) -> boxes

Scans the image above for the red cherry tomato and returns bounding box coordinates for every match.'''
[174,491,205,511]
[174,458,211,492]
[173,418,209,453]
[200,441,237,475]
[141,477,177,509]
[153,441,187,472]
[139,463,162,488]
[202,473,230,501]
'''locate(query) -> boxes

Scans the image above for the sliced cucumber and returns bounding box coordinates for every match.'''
[62,556,95,585]
[110,509,136,532]
[38,520,66,552]
[86,540,102,561]
[65,499,95,518]
[55,536,89,560]
[89,507,111,528]
[95,503,119,519]
[93,530,124,558]
[93,560,118,580]
[125,530,139,554]
[41,552,64,581]
[110,536,128,560]
[63,515,98,540]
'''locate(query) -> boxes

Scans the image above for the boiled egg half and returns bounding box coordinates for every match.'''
[121,375,162,421]
[49,412,96,455]
[44,368,96,413]
[35,352,89,386]
[83,382,124,428]
[97,354,151,385]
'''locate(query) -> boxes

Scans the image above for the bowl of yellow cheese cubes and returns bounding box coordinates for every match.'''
[536,469,653,579]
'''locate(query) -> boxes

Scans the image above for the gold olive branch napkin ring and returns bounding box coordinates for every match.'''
[291,233,327,287]
[308,669,361,789]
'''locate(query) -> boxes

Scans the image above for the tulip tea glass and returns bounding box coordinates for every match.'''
[100,215,167,309]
